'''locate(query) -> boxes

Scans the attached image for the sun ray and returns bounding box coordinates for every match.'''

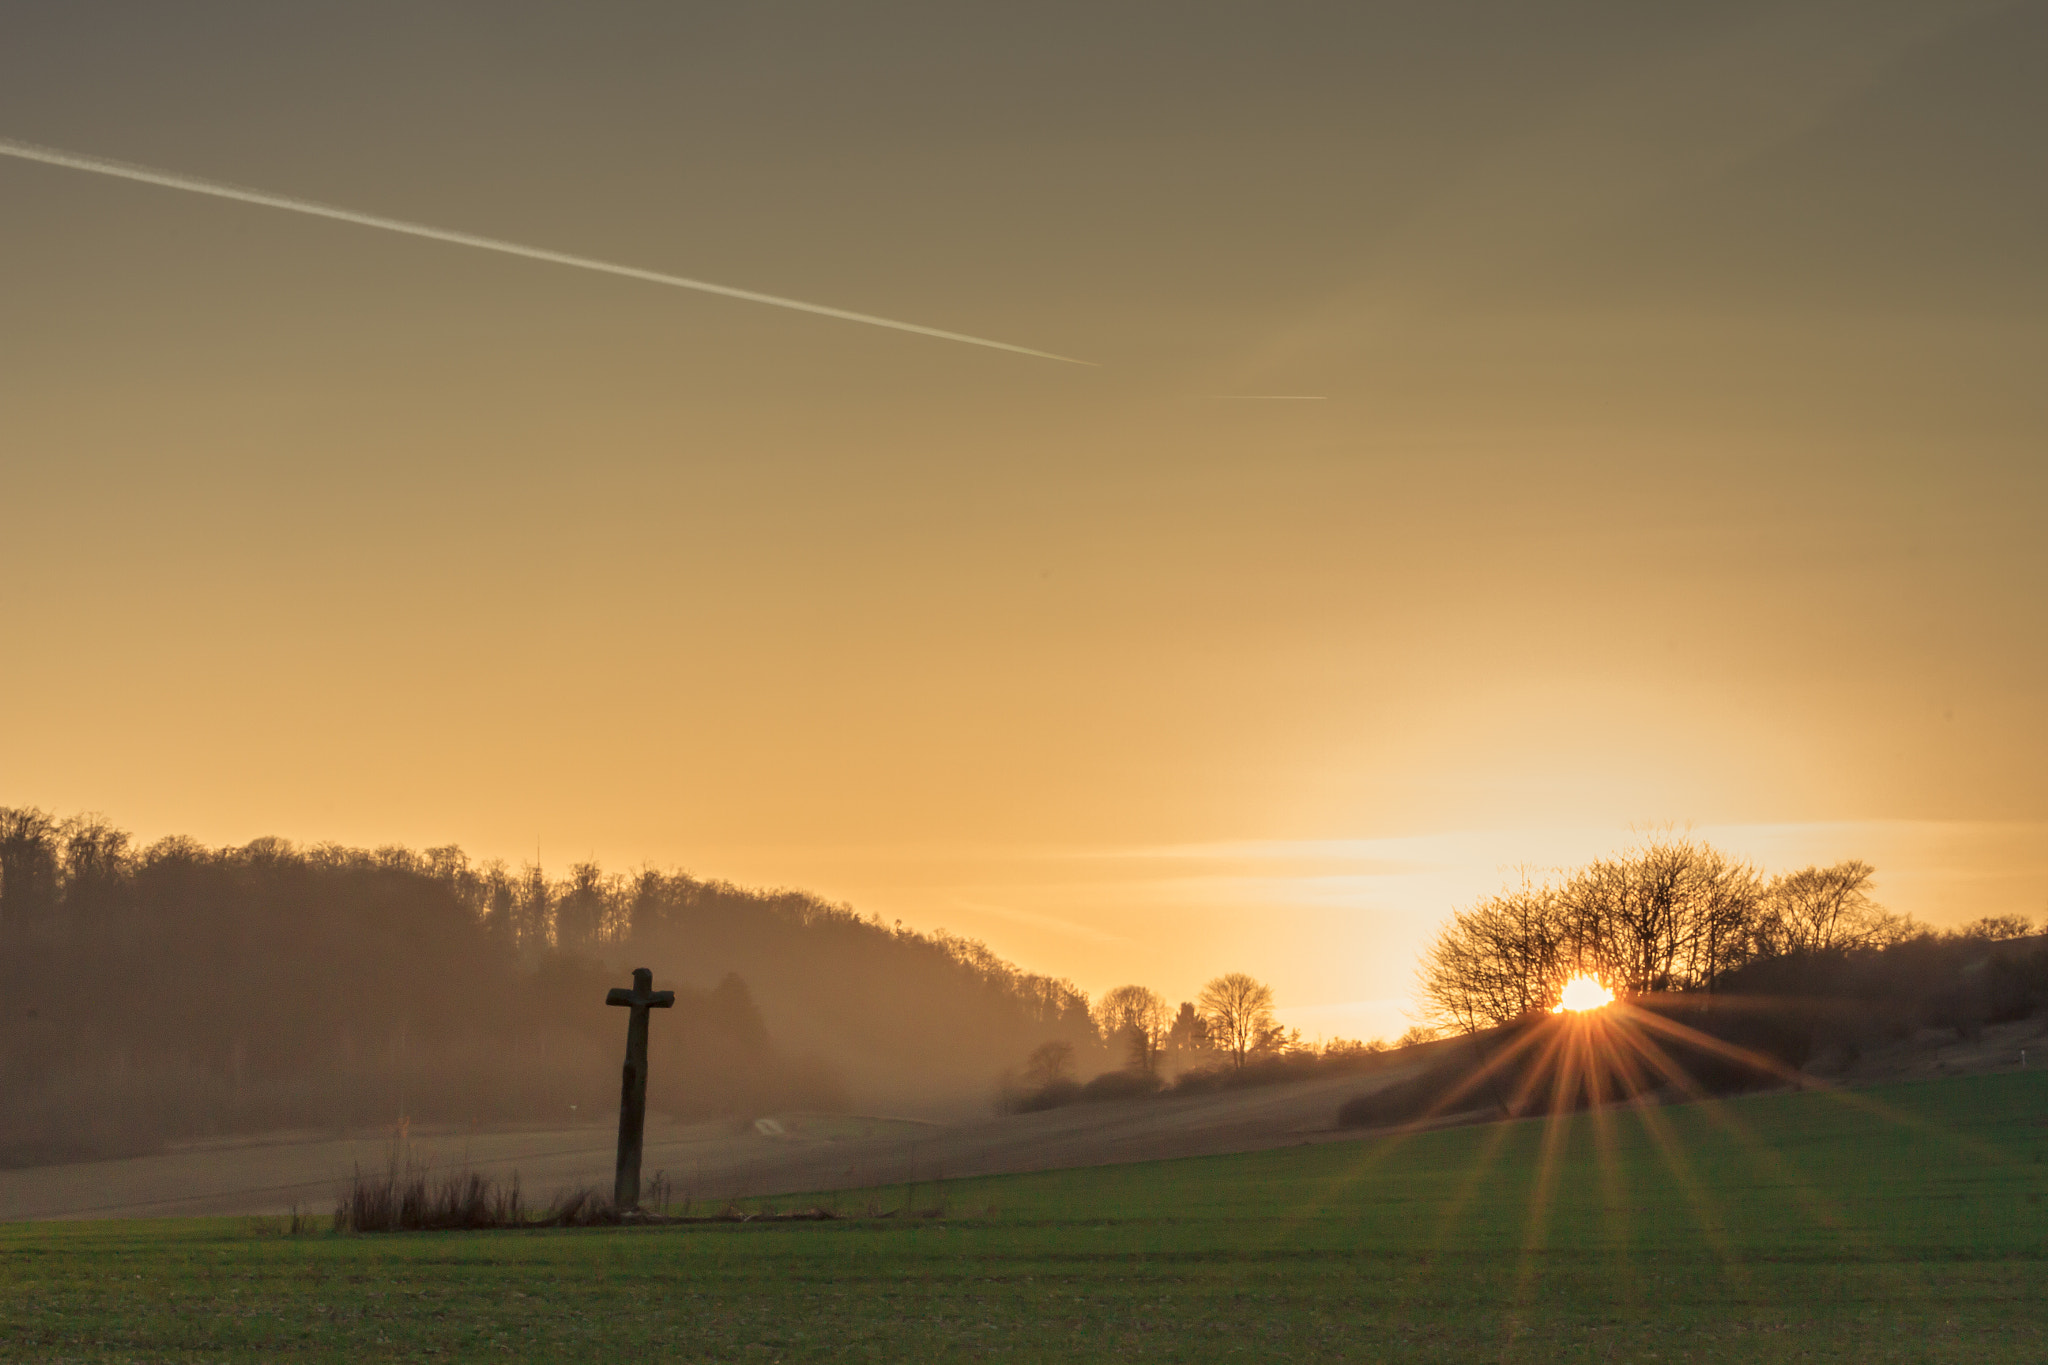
[1578,1014,1637,1275]
[1367,1024,1591,1314]
[1413,1023,1558,1125]
[1592,1023,1750,1286]
[1623,1003,2033,1180]
[1503,1019,1593,1346]
[1376,1018,1623,1255]
[1260,1025,1583,1276]
[1622,1005,1821,1091]
[1281,1021,1567,1229]
[1602,1013,1967,1322]
[1261,1023,1567,1258]
[1604,1010,1961,1325]
[1279,988,2022,1346]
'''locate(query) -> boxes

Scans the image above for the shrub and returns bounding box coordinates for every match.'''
[1079,1069,1164,1103]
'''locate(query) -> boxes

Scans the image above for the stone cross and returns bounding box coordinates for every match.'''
[605,967,674,1209]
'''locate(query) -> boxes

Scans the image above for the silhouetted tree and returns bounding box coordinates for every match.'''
[477,859,518,947]
[1414,838,1939,1034]
[1197,973,1276,1070]
[1957,913,2036,941]
[1163,1001,1212,1073]
[554,860,619,952]
[1563,837,1763,995]
[513,861,552,949]
[1756,861,1904,955]
[0,807,60,940]
[1419,877,1566,1033]
[1422,836,1783,1031]
[1021,1040,1075,1090]
[1091,985,1170,1074]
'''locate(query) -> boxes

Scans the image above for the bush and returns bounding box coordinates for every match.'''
[1079,1070,1164,1103]
[1001,1078,1083,1113]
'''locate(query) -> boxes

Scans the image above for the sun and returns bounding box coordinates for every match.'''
[1552,974,1615,1013]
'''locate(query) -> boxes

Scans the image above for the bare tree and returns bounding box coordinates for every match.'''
[554,860,628,951]
[1418,877,1567,1033]
[513,862,552,949]
[57,813,130,929]
[1092,984,1170,1074]
[1564,837,1764,996]
[472,860,515,945]
[1197,973,1276,1070]
[1021,1039,1075,1091]
[1420,837,1778,1033]
[0,806,61,939]
[1758,861,1902,954]
[1956,913,2035,942]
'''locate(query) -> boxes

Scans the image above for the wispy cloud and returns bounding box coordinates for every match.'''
[944,899,1131,945]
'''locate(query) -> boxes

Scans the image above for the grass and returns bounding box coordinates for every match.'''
[3,1070,2044,1362]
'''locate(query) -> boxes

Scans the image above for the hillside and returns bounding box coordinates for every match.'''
[0,809,1096,1165]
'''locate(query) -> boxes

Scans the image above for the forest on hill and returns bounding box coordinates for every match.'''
[0,808,1098,1165]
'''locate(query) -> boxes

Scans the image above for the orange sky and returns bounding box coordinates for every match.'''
[3,2,2044,1039]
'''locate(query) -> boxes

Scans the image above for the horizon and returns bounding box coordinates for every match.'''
[19,804,2042,1043]
[5,1,2044,1046]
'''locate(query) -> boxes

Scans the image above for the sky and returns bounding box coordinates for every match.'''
[3,1,2045,1041]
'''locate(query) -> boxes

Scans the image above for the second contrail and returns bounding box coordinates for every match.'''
[0,135,1089,365]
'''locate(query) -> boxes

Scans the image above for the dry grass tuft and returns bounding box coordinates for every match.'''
[334,1159,844,1232]
[336,1158,535,1232]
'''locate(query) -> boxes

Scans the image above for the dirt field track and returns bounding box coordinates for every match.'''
[10,1014,2038,1224]
[0,1065,1419,1221]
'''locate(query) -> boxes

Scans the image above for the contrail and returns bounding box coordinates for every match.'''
[0,135,1090,365]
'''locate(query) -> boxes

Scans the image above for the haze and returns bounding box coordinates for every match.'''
[3,1,2044,1040]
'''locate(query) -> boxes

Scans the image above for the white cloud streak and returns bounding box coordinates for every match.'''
[0,136,1091,366]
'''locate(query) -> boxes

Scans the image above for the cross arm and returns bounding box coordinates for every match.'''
[607,988,676,1008]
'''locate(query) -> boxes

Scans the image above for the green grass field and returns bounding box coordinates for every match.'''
[5,1071,2044,1362]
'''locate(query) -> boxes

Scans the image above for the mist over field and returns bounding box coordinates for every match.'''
[9,801,2042,1181]
[0,808,1114,1166]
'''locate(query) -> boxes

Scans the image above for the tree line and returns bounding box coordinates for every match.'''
[1001,971,1420,1113]
[1418,832,2040,1034]
[2,806,1420,1163]
[0,808,1100,1164]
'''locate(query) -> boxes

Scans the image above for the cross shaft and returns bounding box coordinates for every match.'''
[605,967,674,1209]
